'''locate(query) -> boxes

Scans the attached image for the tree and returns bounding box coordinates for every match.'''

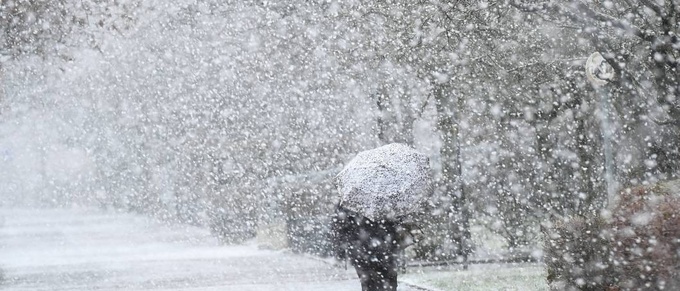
[508,0,680,183]
[0,0,139,58]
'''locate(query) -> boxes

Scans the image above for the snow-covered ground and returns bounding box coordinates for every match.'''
[0,208,423,291]
[401,264,548,291]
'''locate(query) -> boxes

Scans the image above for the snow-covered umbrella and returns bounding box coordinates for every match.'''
[336,143,433,221]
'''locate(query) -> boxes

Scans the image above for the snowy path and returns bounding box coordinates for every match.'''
[0,208,420,291]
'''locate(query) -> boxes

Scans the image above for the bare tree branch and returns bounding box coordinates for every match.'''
[652,118,680,127]
[571,2,656,42]
[638,0,664,16]
[507,93,583,124]
[508,0,656,42]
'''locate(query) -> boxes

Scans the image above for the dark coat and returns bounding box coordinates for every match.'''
[331,205,413,291]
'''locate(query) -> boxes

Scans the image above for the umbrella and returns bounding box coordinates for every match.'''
[336,143,433,221]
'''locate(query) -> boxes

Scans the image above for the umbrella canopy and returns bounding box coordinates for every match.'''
[336,143,433,221]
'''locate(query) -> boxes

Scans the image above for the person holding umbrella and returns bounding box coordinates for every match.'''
[331,143,432,291]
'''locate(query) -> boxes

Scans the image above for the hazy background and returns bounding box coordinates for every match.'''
[1,0,678,261]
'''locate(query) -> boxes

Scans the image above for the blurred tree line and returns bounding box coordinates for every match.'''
[1,0,678,262]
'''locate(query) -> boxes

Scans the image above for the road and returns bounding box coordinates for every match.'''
[0,208,421,291]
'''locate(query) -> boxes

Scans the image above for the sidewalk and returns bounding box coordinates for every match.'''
[399,263,547,291]
[0,208,423,291]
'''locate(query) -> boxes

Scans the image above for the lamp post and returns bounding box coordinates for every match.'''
[585,52,617,208]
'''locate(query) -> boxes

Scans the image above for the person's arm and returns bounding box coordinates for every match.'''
[395,222,420,250]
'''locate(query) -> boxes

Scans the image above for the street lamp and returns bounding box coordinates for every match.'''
[585,52,617,207]
[585,52,615,87]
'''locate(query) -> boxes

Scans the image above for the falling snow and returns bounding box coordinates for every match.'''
[0,1,679,290]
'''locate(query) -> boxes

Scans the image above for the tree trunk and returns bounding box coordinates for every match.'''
[399,107,416,146]
[432,83,471,264]
[375,87,416,146]
[375,89,390,144]
[0,64,5,116]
